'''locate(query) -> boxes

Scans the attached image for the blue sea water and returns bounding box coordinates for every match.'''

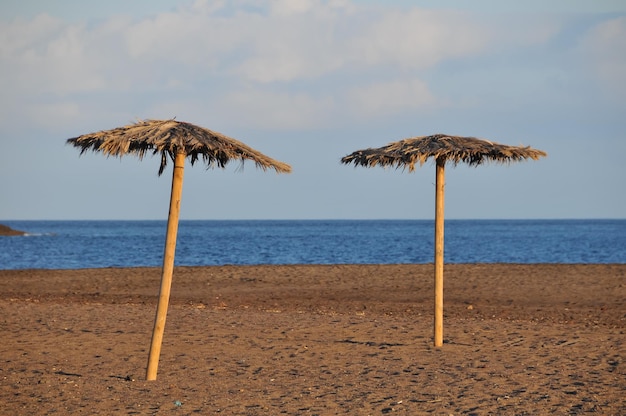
[0,219,624,270]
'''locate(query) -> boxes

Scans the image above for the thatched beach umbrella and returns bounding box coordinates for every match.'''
[341,134,546,347]
[67,119,291,380]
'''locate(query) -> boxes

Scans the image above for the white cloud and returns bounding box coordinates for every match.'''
[269,0,317,16]
[5,1,479,130]
[577,16,626,98]
[190,0,227,15]
[0,14,135,96]
[2,2,492,92]
[347,78,439,117]
[219,87,336,129]
[0,13,63,56]
[135,86,334,131]
[1,0,622,133]
[30,101,83,129]
[235,5,491,83]
[350,8,489,70]
[235,19,344,83]
[482,13,563,51]
[125,8,233,67]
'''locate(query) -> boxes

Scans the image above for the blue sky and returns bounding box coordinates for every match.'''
[1,0,625,220]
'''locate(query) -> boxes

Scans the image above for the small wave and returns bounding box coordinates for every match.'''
[22,232,57,237]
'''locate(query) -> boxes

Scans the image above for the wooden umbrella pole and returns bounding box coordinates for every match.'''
[434,158,445,347]
[146,151,186,381]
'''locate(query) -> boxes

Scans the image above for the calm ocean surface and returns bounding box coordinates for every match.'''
[0,220,624,270]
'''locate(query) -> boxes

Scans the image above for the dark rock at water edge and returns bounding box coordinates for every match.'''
[0,224,27,236]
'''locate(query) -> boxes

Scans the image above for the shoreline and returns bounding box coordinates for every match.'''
[0,261,626,272]
[1,264,624,414]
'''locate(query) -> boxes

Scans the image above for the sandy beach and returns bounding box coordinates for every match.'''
[1,264,624,415]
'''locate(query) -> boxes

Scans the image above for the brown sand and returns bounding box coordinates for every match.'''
[0,264,624,415]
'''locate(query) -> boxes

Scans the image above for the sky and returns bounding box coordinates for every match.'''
[1,0,625,220]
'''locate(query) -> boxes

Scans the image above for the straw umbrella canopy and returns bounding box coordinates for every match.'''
[341,134,546,347]
[67,119,291,380]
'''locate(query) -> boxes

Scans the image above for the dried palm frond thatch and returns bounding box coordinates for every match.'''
[342,133,546,348]
[341,134,547,171]
[67,119,291,175]
[67,119,291,381]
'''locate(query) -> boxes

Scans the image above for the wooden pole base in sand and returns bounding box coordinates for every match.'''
[146,151,186,381]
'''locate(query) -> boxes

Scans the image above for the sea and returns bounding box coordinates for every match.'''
[0,219,624,270]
